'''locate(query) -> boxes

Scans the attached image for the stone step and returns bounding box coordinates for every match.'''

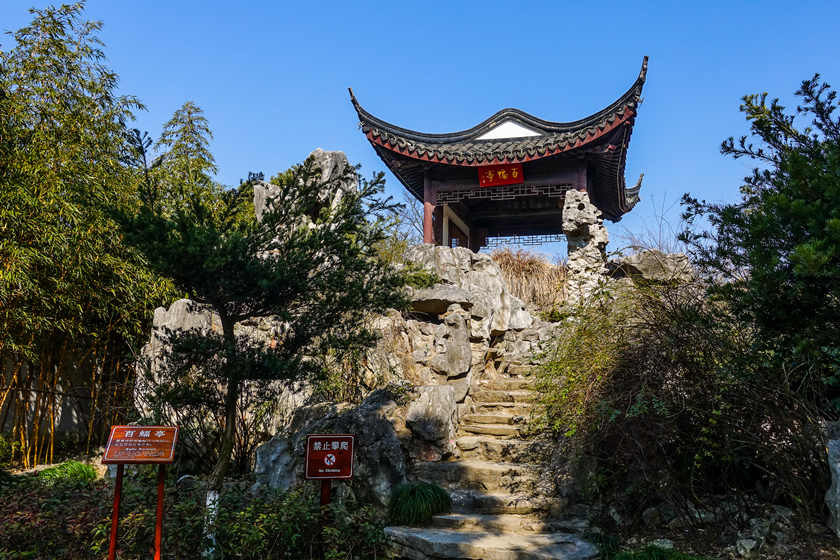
[471,388,537,404]
[456,436,543,463]
[460,423,526,438]
[480,378,537,391]
[474,402,533,416]
[462,413,527,426]
[431,513,590,535]
[413,460,538,494]
[506,363,538,376]
[385,527,597,560]
[449,490,551,515]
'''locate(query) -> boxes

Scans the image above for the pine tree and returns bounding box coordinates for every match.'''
[681,75,840,408]
[118,113,408,485]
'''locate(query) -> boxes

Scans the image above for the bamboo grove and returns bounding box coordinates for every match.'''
[0,4,177,467]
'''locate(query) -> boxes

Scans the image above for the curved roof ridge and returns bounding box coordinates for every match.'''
[349,56,647,145]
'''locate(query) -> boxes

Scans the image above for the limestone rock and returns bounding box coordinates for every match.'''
[253,148,356,223]
[135,298,311,436]
[608,249,693,284]
[253,390,407,507]
[406,385,458,452]
[736,537,758,558]
[403,245,530,339]
[826,439,840,537]
[429,306,472,379]
[409,285,472,315]
[562,190,609,305]
[386,527,598,560]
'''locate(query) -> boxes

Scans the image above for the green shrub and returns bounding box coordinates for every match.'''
[404,268,441,289]
[536,281,828,520]
[93,482,387,560]
[0,435,17,467]
[38,461,97,487]
[389,481,451,526]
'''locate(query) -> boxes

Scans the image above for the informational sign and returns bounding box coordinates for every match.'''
[478,163,524,187]
[102,425,178,464]
[305,434,354,479]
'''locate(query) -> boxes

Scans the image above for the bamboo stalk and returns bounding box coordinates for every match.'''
[0,362,23,420]
[48,340,67,465]
[0,361,22,432]
[31,353,48,467]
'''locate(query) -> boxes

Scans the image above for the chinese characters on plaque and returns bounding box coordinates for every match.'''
[305,434,354,479]
[102,426,178,464]
[477,163,524,187]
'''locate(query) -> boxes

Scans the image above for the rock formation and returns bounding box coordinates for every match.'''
[562,190,609,305]
[252,243,595,559]
[253,148,356,223]
[607,249,694,284]
[827,437,840,537]
[255,390,408,507]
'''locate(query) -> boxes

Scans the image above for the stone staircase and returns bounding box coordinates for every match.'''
[386,365,597,560]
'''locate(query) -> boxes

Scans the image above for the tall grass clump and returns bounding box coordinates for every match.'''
[490,249,567,311]
[389,482,452,526]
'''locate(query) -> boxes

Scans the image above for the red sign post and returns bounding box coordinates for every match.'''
[102,426,178,560]
[305,434,354,506]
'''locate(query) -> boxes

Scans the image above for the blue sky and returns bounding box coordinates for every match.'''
[3,1,839,257]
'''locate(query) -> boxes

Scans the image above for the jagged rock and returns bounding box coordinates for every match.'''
[366,310,434,387]
[410,285,472,315]
[826,439,840,537]
[406,385,458,453]
[563,190,608,305]
[253,148,356,222]
[736,537,758,557]
[608,249,693,284]
[404,245,532,338]
[253,390,407,507]
[135,299,311,436]
[429,306,472,379]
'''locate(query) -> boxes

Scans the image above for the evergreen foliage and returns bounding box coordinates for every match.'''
[116,129,408,485]
[388,481,452,526]
[681,75,840,409]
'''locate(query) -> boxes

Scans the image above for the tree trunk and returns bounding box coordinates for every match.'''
[209,315,239,490]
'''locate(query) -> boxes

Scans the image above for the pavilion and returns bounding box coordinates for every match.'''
[350,57,647,251]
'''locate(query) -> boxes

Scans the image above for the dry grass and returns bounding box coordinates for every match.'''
[490,248,567,311]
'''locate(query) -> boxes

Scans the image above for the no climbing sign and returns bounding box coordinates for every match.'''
[305,434,354,479]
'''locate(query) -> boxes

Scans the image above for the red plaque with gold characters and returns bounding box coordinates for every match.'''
[478,163,524,187]
[102,425,178,464]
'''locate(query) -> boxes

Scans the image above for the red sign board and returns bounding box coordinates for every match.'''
[102,426,178,464]
[305,434,354,479]
[478,163,524,187]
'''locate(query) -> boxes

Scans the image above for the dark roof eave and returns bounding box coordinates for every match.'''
[349,56,647,145]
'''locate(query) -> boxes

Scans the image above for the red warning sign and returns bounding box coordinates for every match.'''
[305,434,354,479]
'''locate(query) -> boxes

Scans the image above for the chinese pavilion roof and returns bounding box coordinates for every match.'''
[350,57,647,221]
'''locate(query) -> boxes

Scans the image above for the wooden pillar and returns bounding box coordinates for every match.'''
[423,173,436,244]
[469,228,487,253]
[576,165,587,192]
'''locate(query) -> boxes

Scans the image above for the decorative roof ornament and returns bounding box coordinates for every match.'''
[349,56,647,222]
